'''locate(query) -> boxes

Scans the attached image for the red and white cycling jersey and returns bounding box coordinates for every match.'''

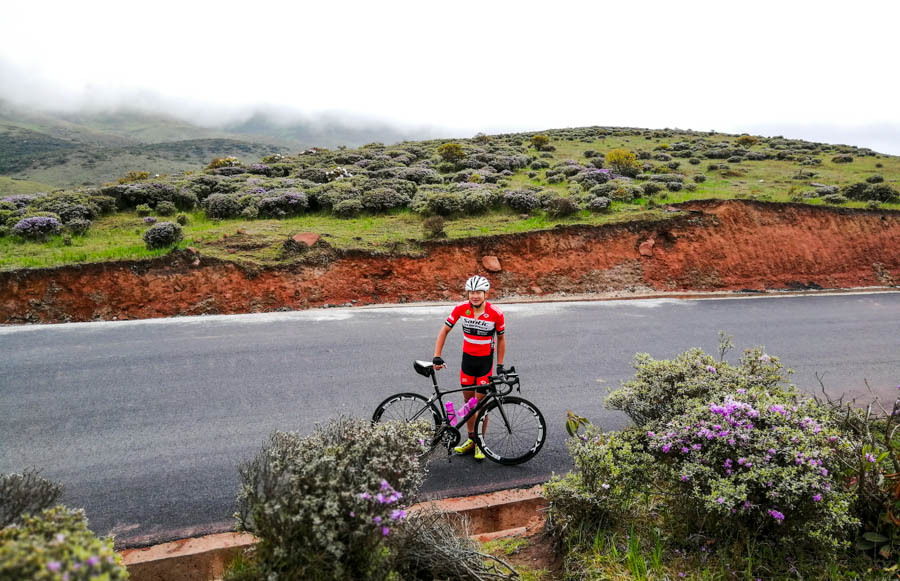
[445,301,505,357]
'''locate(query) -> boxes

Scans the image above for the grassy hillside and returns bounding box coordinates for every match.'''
[1,125,897,271]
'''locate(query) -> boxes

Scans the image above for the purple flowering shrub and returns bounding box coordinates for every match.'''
[12,216,62,240]
[0,505,128,579]
[257,191,309,218]
[234,417,429,580]
[548,346,861,554]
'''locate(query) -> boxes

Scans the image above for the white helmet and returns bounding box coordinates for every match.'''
[465,275,490,292]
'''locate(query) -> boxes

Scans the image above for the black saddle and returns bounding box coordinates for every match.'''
[413,360,434,377]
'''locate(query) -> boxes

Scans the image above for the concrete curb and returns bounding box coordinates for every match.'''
[119,485,546,581]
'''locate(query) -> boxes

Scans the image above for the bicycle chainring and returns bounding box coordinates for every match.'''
[441,426,461,449]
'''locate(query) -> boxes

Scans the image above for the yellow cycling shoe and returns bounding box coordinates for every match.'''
[474,446,485,461]
[454,438,475,454]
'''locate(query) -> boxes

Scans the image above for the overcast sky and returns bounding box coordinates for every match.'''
[2,0,899,153]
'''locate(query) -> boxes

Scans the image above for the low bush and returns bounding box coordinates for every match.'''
[586,196,611,212]
[642,181,663,195]
[203,194,242,219]
[12,216,61,240]
[135,204,152,217]
[666,181,683,192]
[816,185,839,196]
[866,175,884,184]
[437,142,466,163]
[831,155,854,164]
[502,190,541,213]
[693,174,707,183]
[156,200,177,216]
[104,182,178,209]
[257,191,309,218]
[142,221,183,249]
[605,149,641,177]
[333,198,364,218]
[423,215,446,238]
[546,197,579,218]
[118,170,150,184]
[0,469,62,528]
[822,193,849,204]
[207,156,241,169]
[462,190,496,214]
[550,343,860,555]
[66,219,92,235]
[176,214,188,226]
[233,418,429,580]
[860,183,899,203]
[0,505,128,580]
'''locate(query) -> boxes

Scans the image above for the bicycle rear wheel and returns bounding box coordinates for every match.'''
[475,396,546,465]
[372,393,442,452]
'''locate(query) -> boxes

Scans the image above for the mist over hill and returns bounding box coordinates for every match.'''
[0,99,446,189]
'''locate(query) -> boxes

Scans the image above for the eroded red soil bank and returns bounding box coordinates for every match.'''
[1,200,897,324]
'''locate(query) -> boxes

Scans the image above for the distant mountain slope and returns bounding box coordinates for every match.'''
[0,100,442,187]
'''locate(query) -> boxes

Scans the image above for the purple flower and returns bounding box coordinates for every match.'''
[349,511,356,517]
[87,556,100,567]
[865,453,877,463]
[375,493,386,503]
[716,497,725,504]
[706,365,717,373]
[390,509,407,520]
[144,216,157,224]
[380,480,392,491]
[661,444,671,453]
[359,492,371,499]
[373,516,382,524]
[47,561,62,572]
[767,509,785,522]
[813,494,822,502]
[680,475,689,482]
[768,405,786,415]
[736,388,746,394]
[382,526,390,536]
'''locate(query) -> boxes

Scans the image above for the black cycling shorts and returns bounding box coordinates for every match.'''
[460,352,493,393]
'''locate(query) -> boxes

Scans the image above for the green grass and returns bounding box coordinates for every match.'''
[0,175,58,195]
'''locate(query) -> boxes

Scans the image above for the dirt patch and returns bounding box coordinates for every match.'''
[1,200,898,324]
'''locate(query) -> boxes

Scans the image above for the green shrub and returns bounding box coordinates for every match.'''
[437,143,466,163]
[831,155,854,164]
[203,194,242,219]
[605,149,641,177]
[142,221,183,249]
[156,200,177,216]
[12,216,61,240]
[586,196,611,212]
[118,170,150,183]
[502,190,541,213]
[529,134,550,150]
[360,187,410,212]
[0,469,63,528]
[135,204,152,217]
[103,182,178,209]
[423,192,465,217]
[598,346,859,551]
[865,175,884,184]
[65,219,91,236]
[176,214,188,226]
[0,505,128,580]
[234,418,429,581]
[666,181,683,192]
[546,197,579,218]
[643,182,663,196]
[423,215,446,238]
[207,156,241,169]
[257,192,309,217]
[333,198,364,218]
[462,190,495,214]
[822,193,848,205]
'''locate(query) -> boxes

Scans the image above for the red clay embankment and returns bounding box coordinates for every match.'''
[1,200,897,324]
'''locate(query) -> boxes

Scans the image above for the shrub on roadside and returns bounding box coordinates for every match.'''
[0,469,62,528]
[142,221,183,250]
[0,506,128,580]
[233,417,429,581]
[423,215,446,238]
[423,192,465,217]
[551,344,860,554]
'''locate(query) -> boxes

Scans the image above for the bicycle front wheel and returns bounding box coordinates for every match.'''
[475,396,546,465]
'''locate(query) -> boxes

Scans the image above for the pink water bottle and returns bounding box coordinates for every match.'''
[445,401,457,426]
[460,397,477,417]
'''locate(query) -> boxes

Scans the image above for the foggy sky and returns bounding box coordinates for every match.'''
[2,0,899,153]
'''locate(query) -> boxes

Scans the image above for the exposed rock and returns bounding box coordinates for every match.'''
[639,238,656,257]
[482,255,502,272]
[292,233,320,247]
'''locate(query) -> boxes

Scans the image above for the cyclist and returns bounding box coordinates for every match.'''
[432,275,506,460]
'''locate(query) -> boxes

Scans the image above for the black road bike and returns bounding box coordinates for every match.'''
[372,361,546,465]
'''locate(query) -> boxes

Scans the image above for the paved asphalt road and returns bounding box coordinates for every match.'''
[2,291,898,547]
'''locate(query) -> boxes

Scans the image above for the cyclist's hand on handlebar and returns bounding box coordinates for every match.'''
[496,363,507,376]
[433,356,445,370]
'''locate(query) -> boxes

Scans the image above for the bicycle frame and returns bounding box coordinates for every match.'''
[416,366,520,441]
